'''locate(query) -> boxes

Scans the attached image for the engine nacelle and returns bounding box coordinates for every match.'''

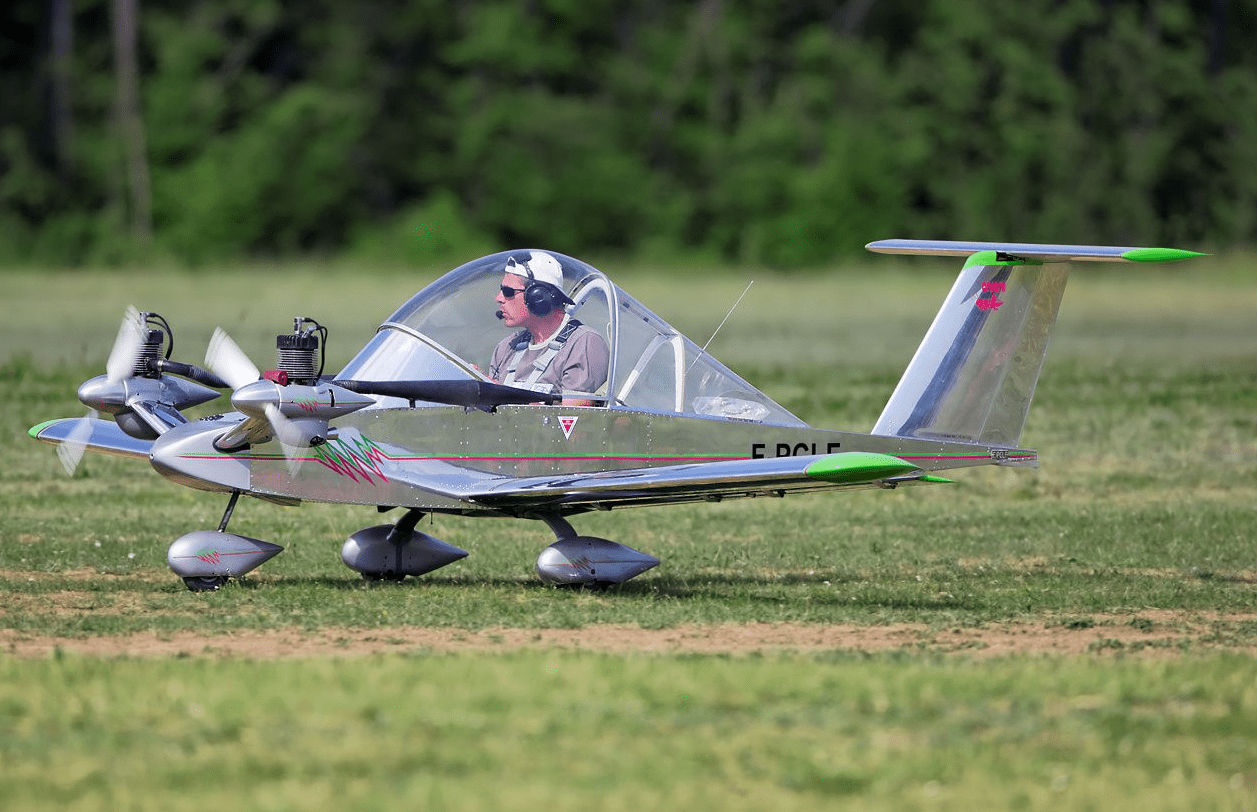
[232,381,372,424]
[78,374,221,439]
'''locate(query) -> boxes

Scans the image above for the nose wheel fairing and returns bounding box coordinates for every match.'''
[167,530,284,583]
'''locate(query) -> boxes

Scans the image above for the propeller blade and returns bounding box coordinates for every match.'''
[264,403,307,477]
[56,409,99,476]
[205,328,260,391]
[105,306,144,384]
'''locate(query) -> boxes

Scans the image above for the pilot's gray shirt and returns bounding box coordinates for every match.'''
[490,323,609,398]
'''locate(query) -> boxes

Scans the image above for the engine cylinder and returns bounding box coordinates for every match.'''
[134,328,165,377]
[275,333,319,384]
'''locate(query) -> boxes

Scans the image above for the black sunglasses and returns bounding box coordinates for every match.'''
[500,285,527,298]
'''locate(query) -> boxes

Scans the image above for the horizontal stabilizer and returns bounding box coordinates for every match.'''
[29,418,153,460]
[866,239,1206,263]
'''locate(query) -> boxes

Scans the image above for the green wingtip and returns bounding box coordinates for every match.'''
[1121,247,1208,263]
[28,420,59,439]
[919,475,955,484]
[804,452,919,484]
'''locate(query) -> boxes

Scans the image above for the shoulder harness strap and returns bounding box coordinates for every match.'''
[503,320,583,389]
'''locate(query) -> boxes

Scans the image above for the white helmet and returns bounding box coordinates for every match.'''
[504,251,574,314]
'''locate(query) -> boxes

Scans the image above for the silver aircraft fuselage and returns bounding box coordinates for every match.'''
[150,404,1033,515]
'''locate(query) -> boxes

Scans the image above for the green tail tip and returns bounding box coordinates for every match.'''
[1122,247,1208,263]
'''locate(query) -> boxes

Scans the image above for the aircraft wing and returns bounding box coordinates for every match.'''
[465,451,949,512]
[29,418,153,460]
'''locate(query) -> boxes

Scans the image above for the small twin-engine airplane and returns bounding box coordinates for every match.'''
[30,240,1204,591]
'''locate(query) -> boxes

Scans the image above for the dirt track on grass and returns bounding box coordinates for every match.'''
[4,612,1255,659]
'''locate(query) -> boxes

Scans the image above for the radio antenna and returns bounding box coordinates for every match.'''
[688,280,753,373]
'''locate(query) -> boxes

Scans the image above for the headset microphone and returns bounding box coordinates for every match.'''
[495,310,505,320]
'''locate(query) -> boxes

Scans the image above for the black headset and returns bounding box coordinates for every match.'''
[523,281,567,316]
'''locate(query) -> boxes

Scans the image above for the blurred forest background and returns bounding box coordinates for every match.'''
[4,0,1256,269]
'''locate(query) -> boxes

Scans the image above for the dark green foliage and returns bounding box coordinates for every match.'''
[3,0,1256,267]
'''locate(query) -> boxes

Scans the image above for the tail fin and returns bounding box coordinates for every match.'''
[866,240,1205,447]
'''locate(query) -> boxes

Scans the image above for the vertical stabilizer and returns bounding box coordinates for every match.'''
[872,253,1065,446]
[866,240,1205,447]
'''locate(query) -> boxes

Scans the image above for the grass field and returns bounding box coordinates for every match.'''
[2,255,1256,809]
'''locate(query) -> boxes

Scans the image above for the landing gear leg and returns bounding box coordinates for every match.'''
[217,489,241,532]
[539,515,577,542]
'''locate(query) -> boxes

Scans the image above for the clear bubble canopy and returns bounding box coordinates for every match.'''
[337,250,805,426]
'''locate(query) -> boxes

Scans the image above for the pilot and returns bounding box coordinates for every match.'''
[489,251,609,407]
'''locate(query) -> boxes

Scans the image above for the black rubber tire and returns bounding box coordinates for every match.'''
[183,576,228,592]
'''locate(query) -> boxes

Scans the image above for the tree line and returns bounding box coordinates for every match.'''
[4,0,1255,268]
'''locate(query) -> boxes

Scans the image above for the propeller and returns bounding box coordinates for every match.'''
[105,305,145,384]
[204,327,261,390]
[264,403,310,476]
[204,326,315,474]
[56,409,98,476]
[58,307,146,476]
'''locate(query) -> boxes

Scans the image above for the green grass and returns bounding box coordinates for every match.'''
[2,653,1256,811]
[2,257,1256,810]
